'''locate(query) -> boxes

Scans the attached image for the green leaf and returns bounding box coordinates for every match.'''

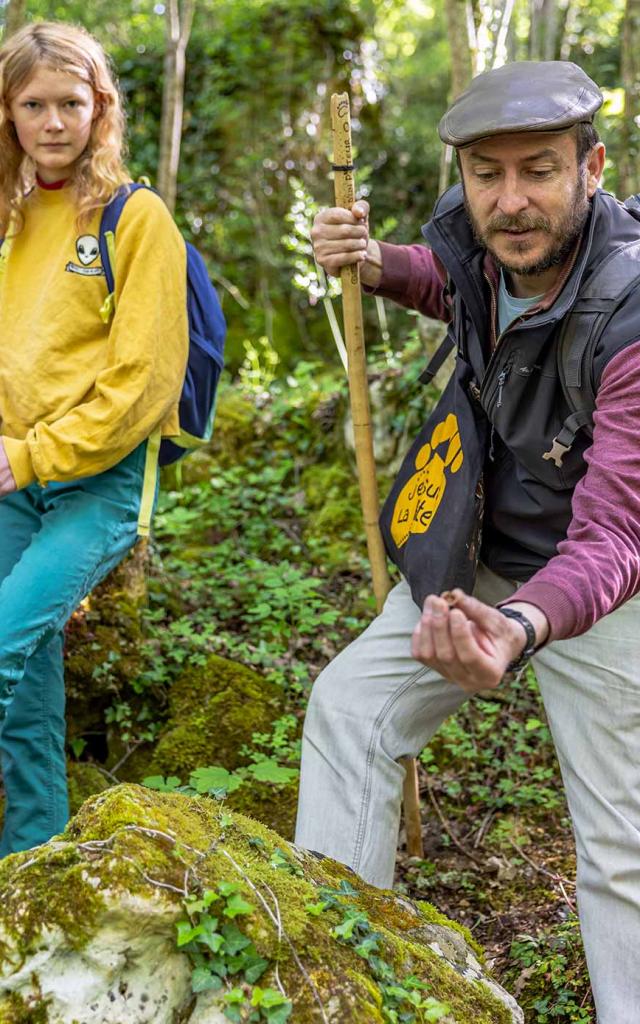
[305,900,329,916]
[224,988,246,1005]
[221,922,253,955]
[243,954,270,984]
[218,881,241,898]
[189,765,244,795]
[525,718,544,731]
[265,1003,293,1024]
[251,987,290,1009]
[143,774,182,792]
[224,892,256,918]
[176,920,204,947]
[246,759,299,785]
[191,965,222,993]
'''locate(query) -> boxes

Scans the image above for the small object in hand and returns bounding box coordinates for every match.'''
[441,590,460,608]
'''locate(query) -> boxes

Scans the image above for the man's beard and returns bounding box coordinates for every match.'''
[464,174,590,278]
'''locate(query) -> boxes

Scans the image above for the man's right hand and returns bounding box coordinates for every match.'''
[311,200,383,288]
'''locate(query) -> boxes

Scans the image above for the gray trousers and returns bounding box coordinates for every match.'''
[295,564,640,1024]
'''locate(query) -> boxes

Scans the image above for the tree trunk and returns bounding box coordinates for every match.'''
[157,0,196,215]
[619,0,640,198]
[4,0,27,37]
[441,0,474,190]
[530,0,560,59]
[445,0,474,97]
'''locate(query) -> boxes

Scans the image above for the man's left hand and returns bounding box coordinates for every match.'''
[411,591,544,693]
[0,438,16,498]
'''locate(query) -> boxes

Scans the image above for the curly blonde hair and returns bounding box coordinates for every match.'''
[0,21,131,233]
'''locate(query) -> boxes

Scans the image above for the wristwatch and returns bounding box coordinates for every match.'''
[499,607,538,679]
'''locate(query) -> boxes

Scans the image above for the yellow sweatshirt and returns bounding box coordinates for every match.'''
[0,183,188,489]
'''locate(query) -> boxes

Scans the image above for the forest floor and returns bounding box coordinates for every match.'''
[57,349,596,1024]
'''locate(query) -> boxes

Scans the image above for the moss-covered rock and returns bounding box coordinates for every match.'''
[150,654,284,776]
[64,545,148,742]
[66,761,112,816]
[301,463,365,571]
[147,654,299,838]
[0,785,522,1023]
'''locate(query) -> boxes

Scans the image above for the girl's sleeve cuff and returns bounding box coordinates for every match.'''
[2,436,36,489]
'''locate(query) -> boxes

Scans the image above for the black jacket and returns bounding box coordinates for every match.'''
[422,186,640,581]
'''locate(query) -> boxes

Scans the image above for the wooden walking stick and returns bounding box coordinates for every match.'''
[330,93,424,861]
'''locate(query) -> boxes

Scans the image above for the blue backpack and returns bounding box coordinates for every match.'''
[98,183,225,466]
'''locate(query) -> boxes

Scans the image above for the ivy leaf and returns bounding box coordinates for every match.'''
[305,900,329,916]
[191,965,222,993]
[264,1004,293,1024]
[224,892,256,918]
[223,1008,243,1023]
[218,881,241,898]
[251,987,290,1009]
[423,998,451,1021]
[269,848,302,875]
[176,920,203,947]
[354,934,381,959]
[224,987,246,1005]
[333,911,368,940]
[185,890,220,915]
[243,954,270,983]
[189,765,244,795]
[221,922,253,956]
[246,759,299,785]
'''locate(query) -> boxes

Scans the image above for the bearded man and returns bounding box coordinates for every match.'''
[296,61,640,1023]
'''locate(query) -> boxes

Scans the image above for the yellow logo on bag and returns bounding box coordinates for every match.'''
[391,412,464,548]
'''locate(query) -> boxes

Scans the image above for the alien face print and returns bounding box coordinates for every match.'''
[66,234,104,277]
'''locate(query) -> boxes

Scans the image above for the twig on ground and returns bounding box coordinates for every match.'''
[506,837,576,912]
[423,775,484,867]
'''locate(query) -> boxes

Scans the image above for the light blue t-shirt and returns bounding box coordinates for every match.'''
[497,271,543,334]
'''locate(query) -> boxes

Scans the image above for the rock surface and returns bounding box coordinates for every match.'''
[0,785,523,1024]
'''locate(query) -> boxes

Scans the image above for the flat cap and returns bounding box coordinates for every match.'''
[438,61,603,148]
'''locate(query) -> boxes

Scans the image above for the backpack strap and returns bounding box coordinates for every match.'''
[98,182,148,321]
[97,180,162,536]
[543,239,640,467]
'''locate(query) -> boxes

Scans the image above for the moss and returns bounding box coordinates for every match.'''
[0,991,50,1024]
[0,843,106,958]
[301,463,365,570]
[64,550,147,742]
[149,654,285,778]
[207,388,262,468]
[67,760,111,815]
[226,776,298,840]
[416,899,485,961]
[0,786,518,1023]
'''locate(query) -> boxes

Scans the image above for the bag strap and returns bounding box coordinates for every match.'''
[418,277,461,385]
[546,238,640,465]
[98,182,149,298]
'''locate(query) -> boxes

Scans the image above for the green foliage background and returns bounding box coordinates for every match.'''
[9,0,633,373]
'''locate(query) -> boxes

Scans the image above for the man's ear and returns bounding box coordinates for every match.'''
[585,142,606,197]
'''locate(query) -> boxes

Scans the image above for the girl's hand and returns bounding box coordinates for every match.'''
[0,439,16,497]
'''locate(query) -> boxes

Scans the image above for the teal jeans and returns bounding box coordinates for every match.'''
[0,442,150,856]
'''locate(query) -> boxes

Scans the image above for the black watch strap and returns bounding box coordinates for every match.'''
[499,607,538,677]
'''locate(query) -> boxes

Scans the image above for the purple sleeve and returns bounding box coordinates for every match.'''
[509,340,640,640]
[366,241,451,323]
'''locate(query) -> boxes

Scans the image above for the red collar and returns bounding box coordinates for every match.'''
[36,174,68,191]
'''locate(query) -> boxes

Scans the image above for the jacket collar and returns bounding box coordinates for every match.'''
[421,184,612,335]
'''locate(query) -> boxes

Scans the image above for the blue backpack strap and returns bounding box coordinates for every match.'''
[98,182,148,295]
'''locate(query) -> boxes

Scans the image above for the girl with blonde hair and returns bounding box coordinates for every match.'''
[0,20,188,854]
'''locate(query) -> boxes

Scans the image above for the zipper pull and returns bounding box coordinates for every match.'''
[496,365,511,409]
